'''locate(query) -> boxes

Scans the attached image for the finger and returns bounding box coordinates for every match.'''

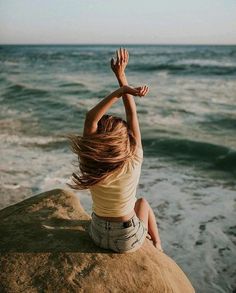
[123,48,127,63]
[140,85,149,96]
[142,86,149,96]
[120,47,124,63]
[116,50,120,65]
[145,86,149,95]
[110,57,115,68]
[124,48,128,63]
[144,86,149,95]
[123,48,125,62]
[139,86,146,96]
[127,49,129,63]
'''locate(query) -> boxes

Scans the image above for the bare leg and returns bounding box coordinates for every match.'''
[134,198,163,252]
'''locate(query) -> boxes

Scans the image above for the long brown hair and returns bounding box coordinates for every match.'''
[67,114,137,190]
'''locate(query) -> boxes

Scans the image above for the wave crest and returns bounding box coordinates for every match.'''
[143,136,236,171]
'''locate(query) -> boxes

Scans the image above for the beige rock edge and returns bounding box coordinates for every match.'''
[0,189,195,293]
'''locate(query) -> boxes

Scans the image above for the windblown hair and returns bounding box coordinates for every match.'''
[67,114,137,190]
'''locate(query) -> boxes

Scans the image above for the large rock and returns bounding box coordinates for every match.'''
[0,189,195,292]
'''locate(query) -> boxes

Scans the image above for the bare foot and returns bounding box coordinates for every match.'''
[146,234,163,252]
[153,241,163,252]
[110,48,129,77]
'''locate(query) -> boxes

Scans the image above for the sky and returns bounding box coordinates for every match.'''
[0,0,236,45]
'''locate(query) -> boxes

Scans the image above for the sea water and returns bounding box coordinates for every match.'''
[0,45,235,292]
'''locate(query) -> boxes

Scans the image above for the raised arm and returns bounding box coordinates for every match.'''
[83,85,148,136]
[111,48,148,148]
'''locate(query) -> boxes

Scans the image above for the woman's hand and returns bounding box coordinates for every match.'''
[121,85,149,97]
[111,48,129,77]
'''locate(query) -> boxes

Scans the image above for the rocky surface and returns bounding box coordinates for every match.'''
[0,188,195,292]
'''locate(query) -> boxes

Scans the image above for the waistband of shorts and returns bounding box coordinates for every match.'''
[91,212,139,229]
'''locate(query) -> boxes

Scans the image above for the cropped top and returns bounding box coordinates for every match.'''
[89,146,143,217]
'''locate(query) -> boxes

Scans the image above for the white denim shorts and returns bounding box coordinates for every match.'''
[88,212,148,253]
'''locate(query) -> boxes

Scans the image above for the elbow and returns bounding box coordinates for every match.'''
[85,111,92,121]
[85,111,97,124]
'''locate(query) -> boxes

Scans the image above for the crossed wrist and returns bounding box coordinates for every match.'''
[119,86,125,96]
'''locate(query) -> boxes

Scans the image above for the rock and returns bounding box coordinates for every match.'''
[0,189,195,292]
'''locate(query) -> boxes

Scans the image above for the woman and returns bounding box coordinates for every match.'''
[68,48,162,253]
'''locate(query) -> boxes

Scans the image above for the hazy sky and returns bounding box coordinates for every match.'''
[0,0,236,44]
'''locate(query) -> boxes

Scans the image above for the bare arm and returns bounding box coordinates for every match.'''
[111,48,148,148]
[83,88,122,136]
[117,74,142,147]
[83,85,147,136]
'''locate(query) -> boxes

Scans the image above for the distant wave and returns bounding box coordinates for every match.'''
[27,133,236,172]
[5,84,49,98]
[59,82,86,88]
[19,51,97,62]
[198,115,236,131]
[142,137,236,171]
[130,63,236,76]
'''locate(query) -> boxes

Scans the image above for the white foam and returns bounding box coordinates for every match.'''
[0,133,65,146]
[3,183,21,189]
[175,59,235,68]
[3,61,19,66]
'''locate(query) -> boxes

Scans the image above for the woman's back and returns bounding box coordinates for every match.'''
[89,146,143,217]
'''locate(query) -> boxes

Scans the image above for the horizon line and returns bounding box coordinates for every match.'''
[0,43,236,46]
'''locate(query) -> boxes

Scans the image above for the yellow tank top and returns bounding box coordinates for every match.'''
[89,146,143,217]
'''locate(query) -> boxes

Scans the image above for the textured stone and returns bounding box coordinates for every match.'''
[0,189,195,292]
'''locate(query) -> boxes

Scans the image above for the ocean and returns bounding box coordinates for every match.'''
[0,44,235,292]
